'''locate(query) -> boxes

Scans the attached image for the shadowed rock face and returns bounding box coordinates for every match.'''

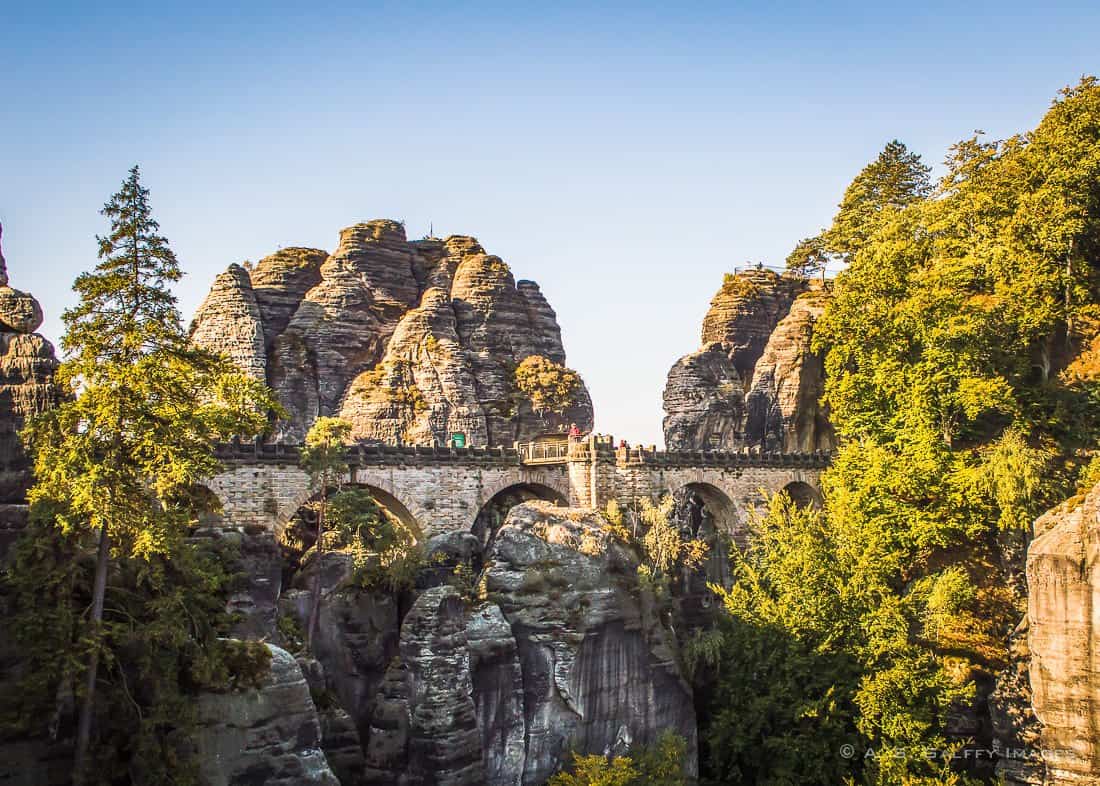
[1027,483,1100,785]
[191,221,592,444]
[358,503,697,785]
[193,644,340,786]
[663,271,835,453]
[0,226,61,541]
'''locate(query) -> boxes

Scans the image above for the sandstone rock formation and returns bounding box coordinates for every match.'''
[744,288,834,453]
[0,225,61,561]
[663,270,834,453]
[193,644,340,786]
[278,503,699,785]
[480,502,698,784]
[190,264,266,381]
[1027,482,1100,785]
[191,221,592,445]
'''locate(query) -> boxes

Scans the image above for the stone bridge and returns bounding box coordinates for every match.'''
[206,436,830,543]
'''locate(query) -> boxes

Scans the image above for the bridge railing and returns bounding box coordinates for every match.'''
[517,441,572,464]
[212,437,832,470]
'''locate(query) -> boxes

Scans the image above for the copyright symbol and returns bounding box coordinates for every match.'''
[840,744,855,759]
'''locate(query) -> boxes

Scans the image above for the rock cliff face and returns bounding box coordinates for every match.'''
[0,225,61,561]
[663,270,834,453]
[1026,482,1100,785]
[193,644,340,786]
[280,503,696,786]
[191,221,592,445]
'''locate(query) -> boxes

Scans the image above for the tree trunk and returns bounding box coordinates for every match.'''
[306,492,326,651]
[72,523,110,785]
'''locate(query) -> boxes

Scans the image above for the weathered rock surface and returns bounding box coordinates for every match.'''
[193,644,339,786]
[284,553,401,744]
[362,585,483,786]
[0,228,61,525]
[190,264,266,381]
[192,221,592,445]
[662,343,745,451]
[700,269,805,386]
[355,503,696,785]
[484,502,697,784]
[664,271,835,453]
[744,289,834,453]
[1027,483,1100,785]
[249,248,327,350]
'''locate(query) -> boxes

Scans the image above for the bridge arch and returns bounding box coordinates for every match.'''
[780,480,823,510]
[285,473,428,543]
[669,480,748,548]
[471,480,568,551]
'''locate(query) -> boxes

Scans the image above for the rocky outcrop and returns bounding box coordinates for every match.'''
[191,221,592,445]
[482,502,698,783]
[353,503,696,785]
[249,248,327,349]
[663,270,834,453]
[190,264,266,381]
[662,343,745,451]
[193,644,339,786]
[744,289,834,453]
[283,553,401,745]
[1027,483,1100,785]
[0,225,61,559]
[700,270,804,386]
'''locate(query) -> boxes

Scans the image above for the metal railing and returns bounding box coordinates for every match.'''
[517,441,572,465]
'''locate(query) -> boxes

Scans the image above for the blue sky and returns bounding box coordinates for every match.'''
[2,1,1097,445]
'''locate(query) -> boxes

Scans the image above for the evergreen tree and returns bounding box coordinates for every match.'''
[22,165,277,783]
[826,139,931,256]
[786,139,932,277]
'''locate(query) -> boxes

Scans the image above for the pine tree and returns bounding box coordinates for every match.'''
[826,139,932,256]
[23,166,277,783]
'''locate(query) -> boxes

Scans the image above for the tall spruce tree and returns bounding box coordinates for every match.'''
[23,166,277,783]
[786,139,932,277]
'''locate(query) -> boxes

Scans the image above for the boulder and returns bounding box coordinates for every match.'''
[0,288,43,335]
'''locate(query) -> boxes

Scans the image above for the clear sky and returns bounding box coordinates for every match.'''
[2,1,1097,445]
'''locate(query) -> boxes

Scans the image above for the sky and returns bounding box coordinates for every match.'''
[2,1,1098,446]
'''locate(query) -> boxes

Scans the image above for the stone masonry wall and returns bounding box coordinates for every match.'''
[206,444,825,542]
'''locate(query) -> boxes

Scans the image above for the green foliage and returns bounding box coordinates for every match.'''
[301,417,352,485]
[639,495,708,580]
[323,487,423,593]
[9,165,278,781]
[786,234,831,278]
[1,513,269,784]
[700,80,1100,784]
[786,139,931,278]
[514,355,585,416]
[826,139,931,257]
[548,731,689,786]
